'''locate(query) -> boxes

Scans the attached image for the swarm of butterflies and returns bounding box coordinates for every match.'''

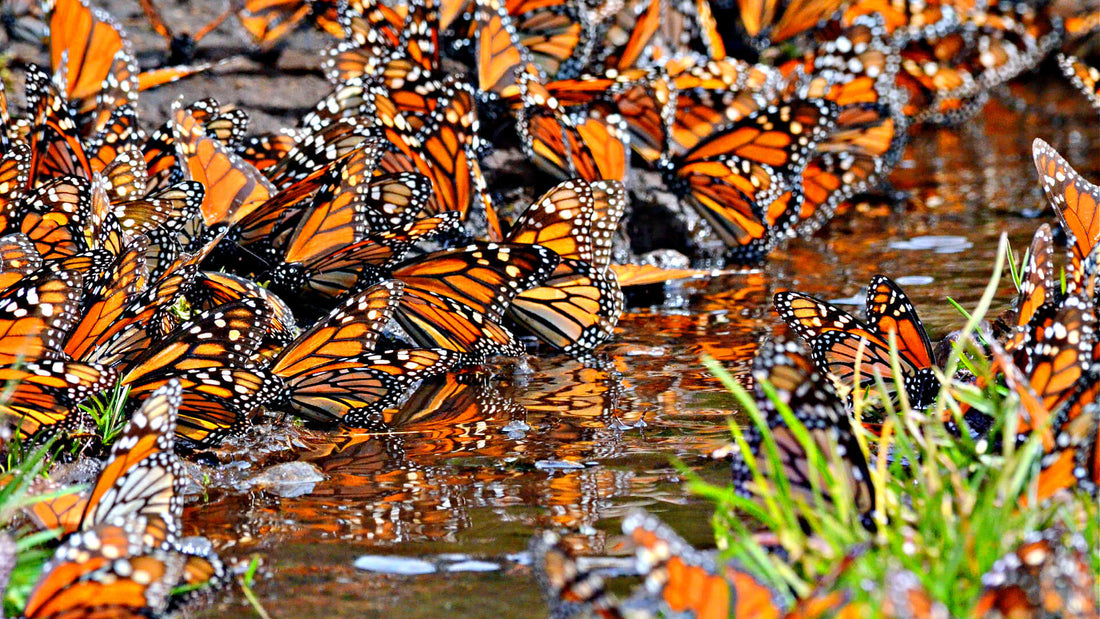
[0,0,1096,615]
[2,0,1093,267]
[528,137,1100,618]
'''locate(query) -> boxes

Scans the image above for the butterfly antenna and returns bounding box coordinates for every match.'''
[137,0,173,40]
[192,1,239,42]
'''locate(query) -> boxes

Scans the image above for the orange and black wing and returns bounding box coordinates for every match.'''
[0,267,82,366]
[173,104,276,227]
[736,338,876,517]
[623,509,786,618]
[79,381,184,545]
[506,179,596,263]
[509,258,623,355]
[392,242,559,324]
[1032,139,1100,293]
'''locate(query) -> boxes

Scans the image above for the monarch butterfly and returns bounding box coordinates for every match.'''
[141,98,249,194]
[27,381,183,544]
[972,529,1098,619]
[298,80,384,136]
[391,242,559,357]
[14,176,91,261]
[735,0,847,48]
[190,270,300,345]
[118,299,280,447]
[232,156,353,254]
[50,0,213,124]
[663,98,837,263]
[25,68,94,183]
[474,0,591,97]
[502,66,674,166]
[258,150,451,300]
[528,529,624,619]
[593,0,660,72]
[64,250,199,367]
[61,239,147,357]
[1030,372,1099,503]
[505,179,626,354]
[238,0,343,47]
[267,214,454,300]
[23,515,225,619]
[652,0,725,60]
[0,143,31,226]
[794,101,908,236]
[0,360,118,440]
[0,266,82,366]
[623,509,789,618]
[264,280,456,424]
[85,105,140,174]
[781,15,899,101]
[324,0,440,84]
[775,275,940,409]
[726,338,876,523]
[47,0,134,117]
[376,82,491,219]
[840,0,956,39]
[0,233,42,291]
[1059,54,1100,110]
[959,311,1093,482]
[1032,139,1100,295]
[516,72,631,182]
[262,118,377,189]
[136,0,236,63]
[1013,296,1095,423]
[319,0,407,84]
[108,173,204,243]
[173,102,276,228]
[236,130,303,172]
[608,263,710,287]
[665,56,782,155]
[475,0,596,95]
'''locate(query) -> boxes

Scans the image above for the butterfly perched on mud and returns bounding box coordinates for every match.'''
[501,179,626,356]
[661,98,839,264]
[774,275,941,409]
[264,280,459,425]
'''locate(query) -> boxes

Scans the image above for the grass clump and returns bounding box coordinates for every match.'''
[693,238,1098,616]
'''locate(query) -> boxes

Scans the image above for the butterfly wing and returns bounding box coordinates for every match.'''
[80,381,183,546]
[1032,139,1100,288]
